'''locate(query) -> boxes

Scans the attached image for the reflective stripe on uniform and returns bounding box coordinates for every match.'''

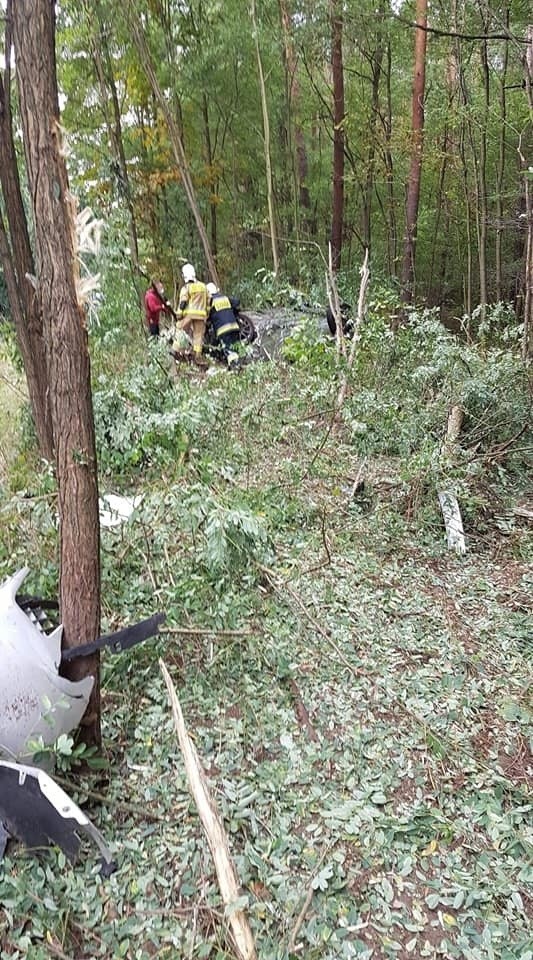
[211,295,232,311]
[179,281,208,321]
[217,321,240,336]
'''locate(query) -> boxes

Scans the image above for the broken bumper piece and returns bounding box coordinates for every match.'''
[0,760,117,875]
[1,567,165,762]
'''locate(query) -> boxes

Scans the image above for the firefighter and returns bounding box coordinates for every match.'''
[176,263,208,362]
[206,282,241,365]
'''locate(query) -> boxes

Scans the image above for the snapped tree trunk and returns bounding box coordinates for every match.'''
[0,5,54,461]
[400,0,428,302]
[330,0,345,273]
[12,0,101,748]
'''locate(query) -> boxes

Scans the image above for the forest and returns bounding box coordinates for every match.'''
[0,1,532,958]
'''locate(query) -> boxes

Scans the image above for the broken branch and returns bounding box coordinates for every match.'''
[160,660,257,960]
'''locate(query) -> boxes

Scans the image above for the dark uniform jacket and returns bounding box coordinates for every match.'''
[208,293,240,338]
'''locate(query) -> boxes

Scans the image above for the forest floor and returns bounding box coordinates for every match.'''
[0,325,531,960]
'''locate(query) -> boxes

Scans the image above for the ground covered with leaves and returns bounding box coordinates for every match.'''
[0,311,531,959]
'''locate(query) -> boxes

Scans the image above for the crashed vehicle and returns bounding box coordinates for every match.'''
[0,567,164,869]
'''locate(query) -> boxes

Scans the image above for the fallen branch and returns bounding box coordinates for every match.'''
[259,564,364,680]
[336,249,370,411]
[350,458,367,499]
[287,678,319,742]
[163,626,256,638]
[160,660,258,960]
[513,506,533,521]
[287,846,330,953]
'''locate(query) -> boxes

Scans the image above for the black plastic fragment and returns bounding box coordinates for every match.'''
[61,612,166,662]
[0,761,116,874]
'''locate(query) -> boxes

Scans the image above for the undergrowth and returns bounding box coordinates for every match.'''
[0,306,531,959]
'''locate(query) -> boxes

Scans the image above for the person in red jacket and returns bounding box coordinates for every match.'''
[144,279,172,337]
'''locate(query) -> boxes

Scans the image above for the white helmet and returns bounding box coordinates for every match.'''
[182,262,196,283]
[206,282,218,297]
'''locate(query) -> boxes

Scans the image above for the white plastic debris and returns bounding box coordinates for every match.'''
[0,568,94,761]
[99,493,142,528]
[438,490,467,555]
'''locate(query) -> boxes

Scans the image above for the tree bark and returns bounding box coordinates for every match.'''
[0,4,54,461]
[251,0,280,276]
[476,22,490,323]
[452,0,473,320]
[361,1,386,252]
[401,0,428,302]
[495,8,510,302]
[0,209,26,337]
[521,25,533,359]
[330,0,345,273]
[279,0,311,231]
[202,92,218,261]
[12,0,101,748]
[382,39,397,276]
[87,1,141,279]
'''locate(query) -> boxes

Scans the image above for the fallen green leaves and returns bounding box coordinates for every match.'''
[0,319,531,959]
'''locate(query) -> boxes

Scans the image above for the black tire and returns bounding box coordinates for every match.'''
[326,302,353,337]
[238,313,257,344]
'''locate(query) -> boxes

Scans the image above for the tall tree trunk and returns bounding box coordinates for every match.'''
[87,1,140,279]
[401,0,428,302]
[250,0,280,276]
[279,0,311,235]
[0,4,54,461]
[428,126,450,304]
[382,39,397,276]
[126,3,219,283]
[12,0,101,748]
[495,8,510,302]
[202,92,218,262]
[361,5,386,252]
[453,0,473,318]
[330,0,345,273]
[429,48,457,306]
[477,25,490,323]
[521,24,533,359]
[0,210,26,338]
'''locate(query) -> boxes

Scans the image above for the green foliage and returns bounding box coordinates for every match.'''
[281,315,335,372]
[0,319,24,375]
[93,345,224,477]
[29,733,108,773]
[170,483,272,577]
[0,270,531,958]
